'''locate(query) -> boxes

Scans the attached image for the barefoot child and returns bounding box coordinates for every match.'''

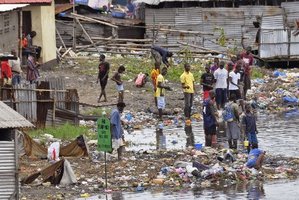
[111,65,126,103]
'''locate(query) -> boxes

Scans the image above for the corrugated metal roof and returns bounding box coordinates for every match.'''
[0,0,52,4]
[0,141,17,199]
[136,0,224,5]
[0,3,28,12]
[260,29,288,58]
[281,1,299,27]
[0,101,34,129]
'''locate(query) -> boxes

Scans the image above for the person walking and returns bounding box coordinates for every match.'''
[110,102,126,161]
[111,65,126,103]
[97,54,110,103]
[151,63,160,106]
[180,63,195,119]
[214,61,228,110]
[26,53,39,84]
[156,67,172,120]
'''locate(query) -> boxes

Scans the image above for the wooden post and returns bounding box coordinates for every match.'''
[53,89,56,126]
[72,1,76,50]
[19,9,23,63]
[56,29,67,51]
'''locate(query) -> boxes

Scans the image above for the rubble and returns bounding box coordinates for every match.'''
[247,68,299,114]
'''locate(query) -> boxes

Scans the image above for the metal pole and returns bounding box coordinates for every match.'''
[104,151,107,189]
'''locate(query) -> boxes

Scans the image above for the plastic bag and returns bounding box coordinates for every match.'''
[47,142,60,162]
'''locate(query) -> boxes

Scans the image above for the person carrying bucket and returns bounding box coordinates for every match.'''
[242,103,258,153]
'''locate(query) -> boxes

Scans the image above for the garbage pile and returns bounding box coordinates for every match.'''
[148,147,299,189]
[248,68,299,113]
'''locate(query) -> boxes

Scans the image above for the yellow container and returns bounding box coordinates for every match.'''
[244,140,249,147]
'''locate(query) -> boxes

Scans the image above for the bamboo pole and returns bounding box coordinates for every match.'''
[71,13,118,28]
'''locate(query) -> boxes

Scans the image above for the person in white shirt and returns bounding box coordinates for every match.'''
[214,61,228,110]
[8,50,22,85]
[228,63,241,100]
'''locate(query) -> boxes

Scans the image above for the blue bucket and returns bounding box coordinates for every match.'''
[194,143,203,150]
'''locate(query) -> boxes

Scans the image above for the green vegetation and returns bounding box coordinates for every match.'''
[28,123,92,140]
[251,67,266,79]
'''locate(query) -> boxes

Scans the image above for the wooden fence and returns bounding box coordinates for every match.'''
[0,78,79,128]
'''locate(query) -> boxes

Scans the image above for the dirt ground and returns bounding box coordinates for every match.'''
[43,61,199,114]
[19,59,299,199]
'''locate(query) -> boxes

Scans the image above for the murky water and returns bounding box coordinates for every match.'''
[79,111,299,200]
[78,179,299,200]
[125,110,299,157]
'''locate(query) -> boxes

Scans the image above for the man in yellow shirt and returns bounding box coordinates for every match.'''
[151,63,160,106]
[180,63,195,119]
[156,67,172,120]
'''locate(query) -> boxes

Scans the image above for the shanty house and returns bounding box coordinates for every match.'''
[0,4,28,55]
[0,0,57,66]
[0,101,34,200]
[138,0,299,62]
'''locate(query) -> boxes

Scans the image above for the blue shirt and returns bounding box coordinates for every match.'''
[127,2,135,13]
[246,148,262,168]
[242,112,257,134]
[152,46,169,65]
[110,109,122,139]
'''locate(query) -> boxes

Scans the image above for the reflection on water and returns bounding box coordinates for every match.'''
[77,179,299,200]
[112,114,299,200]
[125,113,299,157]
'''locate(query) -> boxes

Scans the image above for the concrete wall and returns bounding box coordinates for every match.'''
[0,10,19,54]
[23,1,56,64]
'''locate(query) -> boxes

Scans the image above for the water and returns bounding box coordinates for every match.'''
[125,112,299,157]
[78,179,299,200]
[79,113,299,200]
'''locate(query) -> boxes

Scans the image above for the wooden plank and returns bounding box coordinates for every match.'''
[91,37,152,42]
[71,13,118,28]
[75,18,100,53]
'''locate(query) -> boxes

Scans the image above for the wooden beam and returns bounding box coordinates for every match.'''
[91,37,153,43]
[75,18,100,53]
[71,13,118,28]
[56,29,67,51]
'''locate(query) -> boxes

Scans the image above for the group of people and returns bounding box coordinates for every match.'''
[100,45,265,168]
[0,50,40,86]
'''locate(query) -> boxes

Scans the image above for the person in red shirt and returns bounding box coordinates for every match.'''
[240,46,254,100]
[1,60,12,86]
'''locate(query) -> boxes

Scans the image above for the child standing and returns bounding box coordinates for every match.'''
[242,103,258,153]
[111,65,126,103]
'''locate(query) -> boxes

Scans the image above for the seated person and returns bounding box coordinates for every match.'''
[246,143,266,170]
[134,72,148,87]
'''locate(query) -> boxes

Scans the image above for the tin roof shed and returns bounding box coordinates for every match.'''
[0,101,34,129]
